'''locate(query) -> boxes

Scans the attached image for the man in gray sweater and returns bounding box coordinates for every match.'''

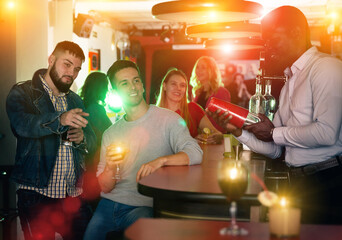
[84,60,203,240]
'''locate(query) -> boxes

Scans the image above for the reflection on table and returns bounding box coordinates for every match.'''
[138,144,270,221]
[124,218,342,240]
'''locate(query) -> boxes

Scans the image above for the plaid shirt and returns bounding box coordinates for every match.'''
[19,75,82,198]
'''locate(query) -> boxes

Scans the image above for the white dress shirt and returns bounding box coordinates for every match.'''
[237,47,342,167]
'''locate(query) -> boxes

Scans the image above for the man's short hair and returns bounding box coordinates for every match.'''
[261,6,311,47]
[52,41,85,62]
[107,60,141,89]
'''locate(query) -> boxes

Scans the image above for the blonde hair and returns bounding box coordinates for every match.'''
[156,68,192,128]
[190,56,223,99]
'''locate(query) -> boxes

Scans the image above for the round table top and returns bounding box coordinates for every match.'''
[138,144,266,201]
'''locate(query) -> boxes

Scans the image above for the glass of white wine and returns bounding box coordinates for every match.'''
[106,143,127,180]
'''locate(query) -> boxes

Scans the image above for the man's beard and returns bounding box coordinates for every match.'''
[49,63,73,93]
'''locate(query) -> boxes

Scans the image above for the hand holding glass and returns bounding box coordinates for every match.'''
[106,144,127,180]
[199,128,211,144]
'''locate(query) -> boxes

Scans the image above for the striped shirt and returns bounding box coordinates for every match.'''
[19,75,82,198]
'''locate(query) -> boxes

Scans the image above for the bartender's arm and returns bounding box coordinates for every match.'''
[206,109,282,159]
[206,109,275,142]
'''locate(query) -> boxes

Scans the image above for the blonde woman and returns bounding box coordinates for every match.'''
[156,68,222,144]
[190,56,231,132]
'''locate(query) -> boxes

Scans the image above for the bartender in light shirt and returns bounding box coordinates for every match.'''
[207,6,342,225]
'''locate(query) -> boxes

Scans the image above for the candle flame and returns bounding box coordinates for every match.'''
[279,197,287,207]
[228,167,238,180]
[116,146,122,153]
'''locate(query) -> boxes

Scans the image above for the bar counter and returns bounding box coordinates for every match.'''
[138,143,286,221]
[124,218,342,240]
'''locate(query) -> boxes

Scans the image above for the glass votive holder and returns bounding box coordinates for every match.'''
[269,206,301,238]
[223,134,234,154]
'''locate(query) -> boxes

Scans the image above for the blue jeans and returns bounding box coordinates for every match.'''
[83,198,153,240]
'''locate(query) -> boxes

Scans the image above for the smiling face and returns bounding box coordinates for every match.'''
[163,74,187,105]
[48,51,82,93]
[114,67,145,108]
[195,59,210,86]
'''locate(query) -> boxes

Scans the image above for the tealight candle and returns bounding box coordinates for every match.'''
[269,197,301,238]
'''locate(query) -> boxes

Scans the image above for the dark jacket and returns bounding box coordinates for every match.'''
[6,69,96,188]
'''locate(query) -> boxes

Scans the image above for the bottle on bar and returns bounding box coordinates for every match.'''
[263,79,276,121]
[249,50,266,116]
[207,97,260,129]
[249,73,265,115]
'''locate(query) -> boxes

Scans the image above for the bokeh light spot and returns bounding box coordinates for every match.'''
[64,197,81,214]
[7,1,15,9]
[223,44,233,53]
[50,211,64,227]
[178,118,187,127]
[105,90,123,113]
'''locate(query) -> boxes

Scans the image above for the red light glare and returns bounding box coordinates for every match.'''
[50,211,65,227]
[64,197,81,214]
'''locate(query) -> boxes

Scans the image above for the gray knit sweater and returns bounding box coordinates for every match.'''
[97,105,203,207]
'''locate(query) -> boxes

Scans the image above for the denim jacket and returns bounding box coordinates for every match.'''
[6,69,96,188]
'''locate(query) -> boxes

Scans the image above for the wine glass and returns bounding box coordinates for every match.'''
[114,152,121,180]
[107,143,127,180]
[218,156,249,236]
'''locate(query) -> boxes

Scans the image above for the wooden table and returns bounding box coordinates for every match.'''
[138,144,268,221]
[124,218,342,240]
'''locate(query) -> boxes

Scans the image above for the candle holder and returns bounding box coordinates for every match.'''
[268,198,301,238]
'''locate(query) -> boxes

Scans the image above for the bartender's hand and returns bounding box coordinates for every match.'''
[136,157,167,182]
[205,109,242,137]
[244,114,274,142]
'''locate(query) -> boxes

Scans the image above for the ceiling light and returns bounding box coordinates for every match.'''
[186,21,261,39]
[152,0,264,24]
[204,38,264,51]
[116,37,130,50]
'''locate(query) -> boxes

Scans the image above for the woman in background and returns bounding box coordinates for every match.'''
[80,71,112,146]
[190,56,231,132]
[80,71,112,207]
[228,73,252,109]
[156,68,222,144]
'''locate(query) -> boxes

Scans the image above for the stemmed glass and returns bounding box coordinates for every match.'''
[107,144,127,180]
[114,151,121,180]
[217,146,249,236]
